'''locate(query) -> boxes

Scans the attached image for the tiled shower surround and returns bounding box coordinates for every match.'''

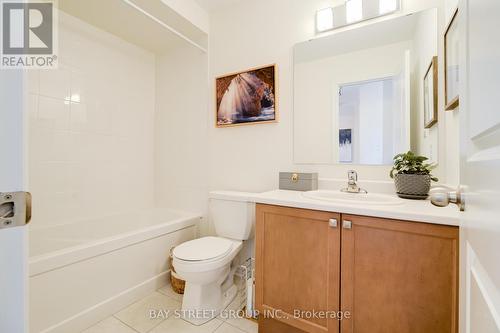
[27,13,156,229]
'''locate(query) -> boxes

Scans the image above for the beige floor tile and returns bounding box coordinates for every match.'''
[149,317,223,333]
[218,294,246,322]
[226,296,245,312]
[81,317,137,333]
[214,323,246,333]
[224,318,258,333]
[114,292,180,333]
[157,283,184,302]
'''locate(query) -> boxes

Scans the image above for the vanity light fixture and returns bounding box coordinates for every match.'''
[379,0,399,14]
[346,0,363,24]
[316,7,334,32]
[315,0,401,34]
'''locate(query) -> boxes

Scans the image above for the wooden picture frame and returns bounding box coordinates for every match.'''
[444,8,459,111]
[424,56,438,128]
[215,64,278,128]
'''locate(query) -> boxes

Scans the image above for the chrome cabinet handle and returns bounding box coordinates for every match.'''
[329,218,338,228]
[343,220,352,229]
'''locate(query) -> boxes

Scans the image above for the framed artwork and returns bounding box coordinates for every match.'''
[339,128,352,163]
[444,8,459,111]
[215,64,277,127]
[424,56,438,128]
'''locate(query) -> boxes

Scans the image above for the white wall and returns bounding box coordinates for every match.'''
[411,8,440,166]
[154,45,209,229]
[207,0,456,197]
[28,13,156,229]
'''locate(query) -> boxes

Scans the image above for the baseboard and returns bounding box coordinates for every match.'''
[39,271,171,333]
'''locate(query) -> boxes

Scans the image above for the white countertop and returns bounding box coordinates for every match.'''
[210,190,461,226]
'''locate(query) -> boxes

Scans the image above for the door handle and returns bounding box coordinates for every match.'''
[0,192,32,229]
[329,218,338,228]
[430,186,465,211]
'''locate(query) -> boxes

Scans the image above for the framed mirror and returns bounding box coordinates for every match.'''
[293,8,439,165]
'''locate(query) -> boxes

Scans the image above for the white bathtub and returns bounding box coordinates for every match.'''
[29,209,199,333]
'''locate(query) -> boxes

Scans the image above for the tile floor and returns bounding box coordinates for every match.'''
[82,283,258,333]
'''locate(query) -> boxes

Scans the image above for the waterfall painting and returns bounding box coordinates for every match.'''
[216,65,277,127]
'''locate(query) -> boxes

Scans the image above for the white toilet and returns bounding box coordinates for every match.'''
[172,193,254,325]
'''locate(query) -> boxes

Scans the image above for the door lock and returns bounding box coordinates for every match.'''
[0,192,31,229]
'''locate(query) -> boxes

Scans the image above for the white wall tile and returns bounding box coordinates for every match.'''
[39,66,71,100]
[37,96,70,131]
[29,13,156,228]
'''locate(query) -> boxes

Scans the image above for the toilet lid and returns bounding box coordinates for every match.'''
[173,237,233,261]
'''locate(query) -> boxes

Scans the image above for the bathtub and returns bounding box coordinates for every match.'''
[29,209,199,333]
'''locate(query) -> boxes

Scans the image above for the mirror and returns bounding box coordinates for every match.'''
[293,8,439,165]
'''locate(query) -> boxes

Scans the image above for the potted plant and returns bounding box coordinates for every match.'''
[390,151,438,199]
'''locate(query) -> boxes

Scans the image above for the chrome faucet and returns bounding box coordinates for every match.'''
[341,170,368,194]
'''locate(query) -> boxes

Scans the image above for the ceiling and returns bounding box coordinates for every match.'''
[194,0,242,11]
[58,0,208,53]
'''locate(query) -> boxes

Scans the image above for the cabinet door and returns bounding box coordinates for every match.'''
[256,204,341,333]
[340,215,459,333]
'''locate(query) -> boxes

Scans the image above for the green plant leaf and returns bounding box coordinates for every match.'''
[391,151,437,180]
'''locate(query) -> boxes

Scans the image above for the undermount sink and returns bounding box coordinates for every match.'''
[302,190,404,206]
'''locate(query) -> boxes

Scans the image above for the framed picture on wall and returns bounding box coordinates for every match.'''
[215,64,277,127]
[444,8,459,111]
[424,56,438,128]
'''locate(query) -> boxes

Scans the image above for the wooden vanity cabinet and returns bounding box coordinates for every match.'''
[255,204,341,333]
[340,214,459,333]
[255,204,459,333]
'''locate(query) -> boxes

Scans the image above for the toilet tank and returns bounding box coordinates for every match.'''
[209,191,255,241]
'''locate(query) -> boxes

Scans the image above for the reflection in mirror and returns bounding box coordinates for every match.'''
[293,8,439,166]
[339,76,406,164]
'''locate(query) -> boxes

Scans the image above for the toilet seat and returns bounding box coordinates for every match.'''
[173,237,243,273]
[173,236,233,262]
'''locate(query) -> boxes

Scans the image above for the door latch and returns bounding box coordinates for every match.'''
[0,192,31,229]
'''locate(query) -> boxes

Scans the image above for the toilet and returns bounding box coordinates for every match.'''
[172,193,254,325]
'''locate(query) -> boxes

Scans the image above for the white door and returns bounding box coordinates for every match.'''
[459,0,500,332]
[0,69,28,331]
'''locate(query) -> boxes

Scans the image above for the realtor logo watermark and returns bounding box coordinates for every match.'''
[1,0,58,69]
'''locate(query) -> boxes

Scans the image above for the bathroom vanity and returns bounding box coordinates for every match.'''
[253,191,459,333]
[263,6,461,330]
